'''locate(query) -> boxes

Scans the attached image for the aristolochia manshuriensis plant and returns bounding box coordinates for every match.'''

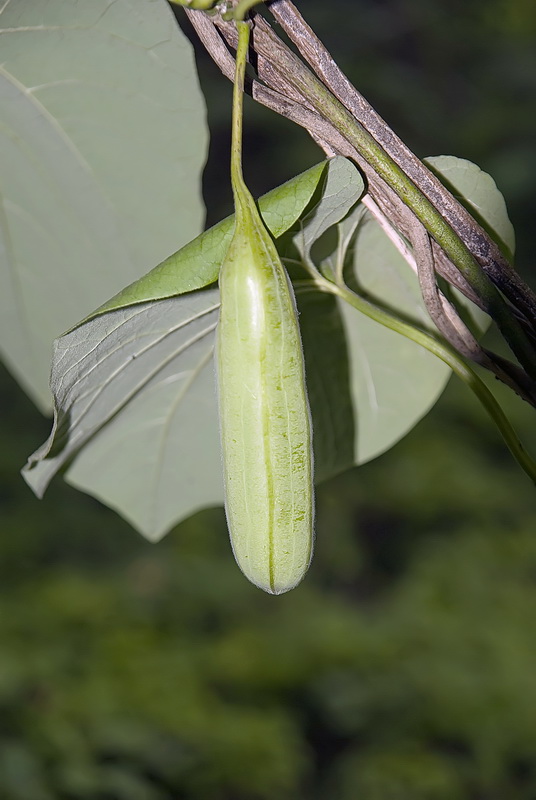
[3,0,534,594]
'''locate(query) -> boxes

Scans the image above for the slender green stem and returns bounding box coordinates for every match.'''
[169,0,219,9]
[231,0,264,21]
[230,21,252,215]
[314,273,536,484]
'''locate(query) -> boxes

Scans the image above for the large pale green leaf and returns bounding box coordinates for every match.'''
[292,156,514,473]
[0,0,207,412]
[334,155,515,465]
[25,291,221,540]
[337,204,452,463]
[23,159,340,540]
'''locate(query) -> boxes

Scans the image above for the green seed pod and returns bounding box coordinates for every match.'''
[216,21,314,594]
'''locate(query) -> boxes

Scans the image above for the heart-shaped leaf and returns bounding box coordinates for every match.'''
[325,155,515,465]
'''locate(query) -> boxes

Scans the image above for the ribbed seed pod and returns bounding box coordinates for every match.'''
[216,20,314,594]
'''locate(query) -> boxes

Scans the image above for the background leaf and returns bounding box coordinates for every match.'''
[305,155,515,468]
[339,203,452,463]
[0,0,207,412]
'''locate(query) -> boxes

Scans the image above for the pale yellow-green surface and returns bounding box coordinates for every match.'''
[216,20,314,593]
[217,219,314,594]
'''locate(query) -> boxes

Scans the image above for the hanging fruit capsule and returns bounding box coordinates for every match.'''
[216,20,314,594]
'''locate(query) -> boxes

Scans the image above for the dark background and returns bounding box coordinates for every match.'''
[1,1,535,797]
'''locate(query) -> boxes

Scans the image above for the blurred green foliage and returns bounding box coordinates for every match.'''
[1,363,535,799]
[1,0,536,797]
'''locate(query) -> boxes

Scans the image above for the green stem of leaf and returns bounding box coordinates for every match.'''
[229,0,264,21]
[316,275,536,485]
